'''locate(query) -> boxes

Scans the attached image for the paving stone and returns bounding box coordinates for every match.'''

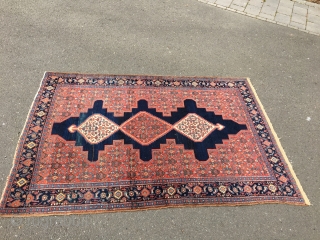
[308,13,320,23]
[306,21,320,34]
[278,0,294,8]
[294,2,309,9]
[308,7,320,17]
[216,0,233,7]
[264,0,280,8]
[277,5,293,16]
[293,6,308,16]
[200,0,320,35]
[275,12,291,24]
[245,4,261,15]
[231,0,248,7]
[289,21,306,29]
[248,0,264,8]
[291,13,307,24]
[229,4,246,11]
[207,0,217,5]
[265,0,280,4]
[261,5,277,15]
[259,12,275,20]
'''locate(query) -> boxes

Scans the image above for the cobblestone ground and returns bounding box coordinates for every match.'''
[199,0,320,35]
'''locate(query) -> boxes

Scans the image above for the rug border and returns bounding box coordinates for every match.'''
[0,73,310,218]
[0,199,308,218]
[0,72,50,213]
[246,78,310,206]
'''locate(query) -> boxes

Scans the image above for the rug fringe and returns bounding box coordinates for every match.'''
[246,77,310,206]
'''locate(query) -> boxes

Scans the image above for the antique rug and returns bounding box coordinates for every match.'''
[0,73,309,217]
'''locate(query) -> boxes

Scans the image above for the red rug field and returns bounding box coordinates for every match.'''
[0,73,309,217]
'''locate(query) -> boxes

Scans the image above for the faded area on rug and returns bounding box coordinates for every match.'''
[0,73,309,216]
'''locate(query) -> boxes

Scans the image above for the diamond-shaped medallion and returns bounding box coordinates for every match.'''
[27,142,37,149]
[113,190,123,200]
[56,192,66,202]
[120,112,172,146]
[76,114,119,144]
[53,99,243,162]
[16,178,27,187]
[37,111,46,117]
[173,113,224,142]
[167,186,176,196]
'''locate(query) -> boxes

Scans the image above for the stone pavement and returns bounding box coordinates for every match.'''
[198,0,320,35]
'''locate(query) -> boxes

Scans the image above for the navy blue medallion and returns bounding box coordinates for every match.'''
[52,99,247,161]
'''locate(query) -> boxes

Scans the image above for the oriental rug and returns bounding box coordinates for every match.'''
[0,73,309,217]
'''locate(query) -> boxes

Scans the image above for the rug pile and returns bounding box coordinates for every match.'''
[0,73,309,217]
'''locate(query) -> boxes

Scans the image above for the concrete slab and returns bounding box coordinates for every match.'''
[275,12,291,24]
[0,0,320,239]
[277,5,293,15]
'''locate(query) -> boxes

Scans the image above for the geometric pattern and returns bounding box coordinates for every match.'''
[120,111,172,146]
[70,113,224,146]
[173,113,224,142]
[70,114,119,144]
[0,73,309,217]
[51,99,246,162]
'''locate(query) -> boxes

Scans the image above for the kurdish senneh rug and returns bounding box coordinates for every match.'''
[0,73,309,217]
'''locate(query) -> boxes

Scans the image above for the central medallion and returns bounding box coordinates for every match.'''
[120,111,172,145]
[52,99,247,161]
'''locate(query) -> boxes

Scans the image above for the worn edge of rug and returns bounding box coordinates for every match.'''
[0,72,51,216]
[0,73,310,218]
[246,78,310,206]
